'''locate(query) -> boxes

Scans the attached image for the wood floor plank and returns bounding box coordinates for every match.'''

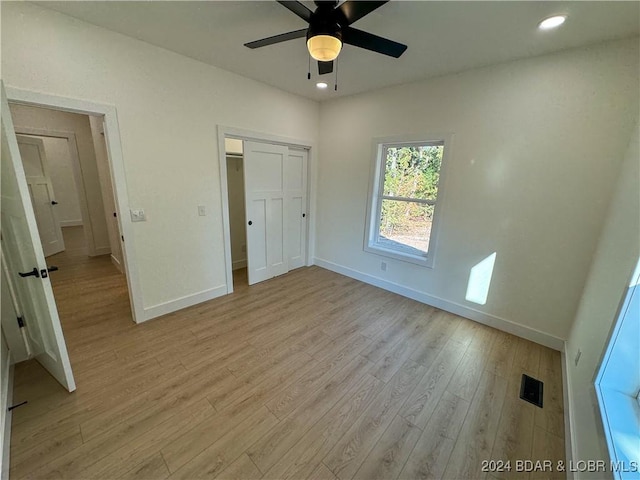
[398,433,455,480]
[215,453,263,480]
[9,424,83,478]
[446,346,489,402]
[529,426,565,480]
[323,360,426,480]
[9,227,565,480]
[398,340,467,428]
[442,371,508,480]
[263,374,384,480]
[310,463,339,480]
[490,372,535,480]
[264,342,367,420]
[167,406,278,479]
[485,331,518,379]
[247,354,374,474]
[352,415,422,480]
[119,453,170,480]
[396,389,469,480]
[79,399,215,480]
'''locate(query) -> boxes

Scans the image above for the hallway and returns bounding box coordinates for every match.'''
[46,226,131,356]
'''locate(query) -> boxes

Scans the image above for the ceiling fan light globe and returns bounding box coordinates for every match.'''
[307,35,342,61]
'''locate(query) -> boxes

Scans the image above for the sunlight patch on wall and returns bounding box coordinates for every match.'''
[465,252,497,305]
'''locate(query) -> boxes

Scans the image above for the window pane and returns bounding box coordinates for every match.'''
[378,200,434,255]
[383,145,443,201]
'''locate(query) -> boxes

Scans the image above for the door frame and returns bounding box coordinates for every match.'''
[6,87,143,323]
[13,127,104,256]
[217,125,317,294]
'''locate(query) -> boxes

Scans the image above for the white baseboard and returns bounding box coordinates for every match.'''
[232,259,247,270]
[313,257,565,351]
[1,366,14,480]
[141,284,228,322]
[562,344,576,480]
[110,254,123,273]
[59,220,83,227]
[91,246,111,257]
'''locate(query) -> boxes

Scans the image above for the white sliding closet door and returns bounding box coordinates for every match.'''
[244,141,289,285]
[286,148,308,270]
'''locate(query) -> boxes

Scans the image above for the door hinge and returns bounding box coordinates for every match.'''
[16,316,25,328]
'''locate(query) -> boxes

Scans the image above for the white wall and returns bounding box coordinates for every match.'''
[226,156,247,270]
[1,2,319,315]
[89,116,124,272]
[315,38,639,345]
[9,104,111,256]
[564,124,639,477]
[37,136,83,227]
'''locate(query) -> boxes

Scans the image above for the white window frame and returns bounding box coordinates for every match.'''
[364,134,452,268]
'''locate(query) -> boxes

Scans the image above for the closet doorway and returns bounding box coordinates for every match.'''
[221,132,310,291]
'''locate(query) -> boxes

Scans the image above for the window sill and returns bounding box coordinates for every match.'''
[364,243,434,268]
[595,386,640,479]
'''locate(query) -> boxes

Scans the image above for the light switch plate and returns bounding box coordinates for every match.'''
[130,208,146,222]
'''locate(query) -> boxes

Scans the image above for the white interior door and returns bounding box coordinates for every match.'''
[286,148,308,270]
[16,134,65,257]
[244,141,288,285]
[1,85,75,392]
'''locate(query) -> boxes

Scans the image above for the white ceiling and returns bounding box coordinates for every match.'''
[37,1,640,101]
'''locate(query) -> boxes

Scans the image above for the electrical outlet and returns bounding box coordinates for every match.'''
[130,208,146,222]
[198,205,206,216]
[381,261,387,271]
[574,349,582,366]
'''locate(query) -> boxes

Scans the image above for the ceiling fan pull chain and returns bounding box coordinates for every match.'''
[307,54,311,80]
[334,58,339,91]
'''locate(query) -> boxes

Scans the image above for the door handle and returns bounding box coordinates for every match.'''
[19,268,40,278]
[51,200,59,205]
[18,266,58,278]
[248,221,253,226]
[302,213,306,218]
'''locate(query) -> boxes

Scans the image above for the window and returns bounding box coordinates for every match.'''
[365,136,450,267]
[594,258,640,480]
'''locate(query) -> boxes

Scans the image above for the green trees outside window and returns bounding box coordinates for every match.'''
[379,144,444,254]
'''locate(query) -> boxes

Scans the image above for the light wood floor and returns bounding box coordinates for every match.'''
[10,227,565,479]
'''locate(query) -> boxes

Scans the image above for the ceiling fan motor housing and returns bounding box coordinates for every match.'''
[307,10,342,42]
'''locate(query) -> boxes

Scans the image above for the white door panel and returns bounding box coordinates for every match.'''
[244,141,289,285]
[286,149,308,270]
[1,84,75,392]
[17,135,65,257]
[247,197,268,281]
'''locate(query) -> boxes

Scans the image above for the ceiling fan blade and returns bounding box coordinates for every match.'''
[318,61,334,75]
[342,26,407,58]
[244,28,308,49]
[335,1,388,26]
[277,1,313,23]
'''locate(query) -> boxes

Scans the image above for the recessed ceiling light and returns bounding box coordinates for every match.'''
[316,82,328,89]
[538,15,567,30]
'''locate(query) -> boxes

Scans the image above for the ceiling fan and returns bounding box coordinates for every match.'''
[245,1,407,76]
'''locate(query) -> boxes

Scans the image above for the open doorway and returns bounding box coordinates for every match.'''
[7,102,132,362]
[224,138,249,290]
